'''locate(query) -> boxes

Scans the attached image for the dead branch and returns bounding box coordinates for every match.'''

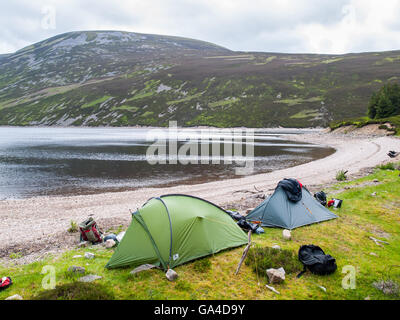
[232,189,259,195]
[235,230,252,275]
[369,236,389,246]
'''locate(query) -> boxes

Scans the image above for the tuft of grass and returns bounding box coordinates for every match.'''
[192,257,212,273]
[175,280,193,292]
[9,252,23,259]
[245,247,302,278]
[63,268,87,281]
[32,282,115,300]
[67,220,78,233]
[336,170,348,181]
[377,163,396,171]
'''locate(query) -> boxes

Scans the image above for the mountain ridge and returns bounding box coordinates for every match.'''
[1,30,400,127]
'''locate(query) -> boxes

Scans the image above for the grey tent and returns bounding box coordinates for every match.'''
[246,180,337,230]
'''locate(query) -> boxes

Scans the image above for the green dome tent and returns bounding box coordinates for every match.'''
[105,194,248,270]
[246,180,338,230]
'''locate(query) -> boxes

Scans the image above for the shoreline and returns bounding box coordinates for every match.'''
[1,130,399,265]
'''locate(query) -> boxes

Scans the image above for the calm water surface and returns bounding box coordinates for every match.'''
[0,127,334,199]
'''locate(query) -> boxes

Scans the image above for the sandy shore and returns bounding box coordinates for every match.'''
[1,130,399,264]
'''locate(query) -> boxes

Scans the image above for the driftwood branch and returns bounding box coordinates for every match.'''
[265,285,280,295]
[233,185,264,195]
[369,236,389,246]
[235,230,252,275]
[232,189,259,195]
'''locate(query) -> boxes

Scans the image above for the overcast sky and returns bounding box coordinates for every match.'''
[2,0,400,55]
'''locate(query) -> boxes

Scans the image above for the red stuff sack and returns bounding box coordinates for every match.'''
[0,277,12,291]
[327,200,335,207]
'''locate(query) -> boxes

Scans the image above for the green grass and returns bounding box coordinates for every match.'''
[246,247,302,278]
[376,163,396,171]
[274,96,323,107]
[321,58,344,64]
[192,258,212,273]
[254,56,277,65]
[126,79,161,102]
[336,170,348,181]
[126,91,154,102]
[81,96,112,109]
[140,111,154,118]
[33,282,114,300]
[290,109,320,119]
[166,92,203,105]
[329,115,400,135]
[67,221,78,233]
[375,56,400,65]
[1,166,400,300]
[208,98,238,108]
[111,105,139,112]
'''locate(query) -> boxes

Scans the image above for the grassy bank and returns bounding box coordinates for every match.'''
[1,165,400,300]
[329,115,400,135]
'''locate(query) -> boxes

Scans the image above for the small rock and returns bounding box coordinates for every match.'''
[5,294,23,300]
[105,239,116,248]
[344,186,351,190]
[84,252,95,259]
[266,267,286,284]
[282,229,291,240]
[373,280,399,295]
[77,241,90,248]
[73,255,82,259]
[370,252,378,257]
[373,179,379,183]
[79,275,102,283]
[371,192,377,197]
[68,266,86,274]
[271,245,281,250]
[165,269,178,281]
[130,264,156,275]
[365,296,371,300]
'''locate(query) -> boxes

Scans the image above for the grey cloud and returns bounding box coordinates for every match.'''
[0,0,399,54]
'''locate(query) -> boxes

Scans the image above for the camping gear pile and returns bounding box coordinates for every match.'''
[314,191,343,209]
[226,210,264,234]
[327,199,343,208]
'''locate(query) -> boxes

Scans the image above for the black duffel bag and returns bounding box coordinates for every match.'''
[297,245,337,278]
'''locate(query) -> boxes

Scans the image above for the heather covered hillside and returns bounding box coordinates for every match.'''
[1,30,400,127]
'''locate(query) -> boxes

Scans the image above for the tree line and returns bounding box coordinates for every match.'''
[368,82,400,119]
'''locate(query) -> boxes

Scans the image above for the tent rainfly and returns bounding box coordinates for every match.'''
[246,179,338,230]
[106,194,248,270]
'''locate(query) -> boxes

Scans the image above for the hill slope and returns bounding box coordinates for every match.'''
[1,30,400,127]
